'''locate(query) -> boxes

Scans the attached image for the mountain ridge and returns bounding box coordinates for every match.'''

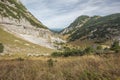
[0,0,65,50]
[0,0,47,29]
[61,13,120,43]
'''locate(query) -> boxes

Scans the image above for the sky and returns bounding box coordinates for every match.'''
[20,0,120,29]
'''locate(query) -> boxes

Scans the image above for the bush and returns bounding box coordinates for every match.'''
[51,49,83,57]
[64,49,83,57]
[52,45,111,57]
[15,57,24,61]
[63,46,70,51]
[47,59,54,67]
[95,45,104,55]
[96,45,103,50]
[83,46,94,55]
[51,52,63,57]
[111,40,120,53]
[0,43,4,53]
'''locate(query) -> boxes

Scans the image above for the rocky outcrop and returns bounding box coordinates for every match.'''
[0,0,65,49]
[61,16,90,35]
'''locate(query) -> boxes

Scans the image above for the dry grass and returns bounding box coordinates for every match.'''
[68,39,94,49]
[0,54,120,80]
[0,26,54,54]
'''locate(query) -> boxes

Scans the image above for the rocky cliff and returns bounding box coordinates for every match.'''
[0,0,64,49]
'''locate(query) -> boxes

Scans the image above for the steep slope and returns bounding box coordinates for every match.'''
[0,0,64,49]
[0,25,54,55]
[0,0,46,28]
[61,16,90,35]
[61,13,120,43]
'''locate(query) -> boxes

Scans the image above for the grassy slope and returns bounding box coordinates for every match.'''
[62,16,90,35]
[0,25,54,56]
[0,0,47,29]
[64,14,120,47]
[0,54,120,80]
[68,40,94,49]
[69,13,120,41]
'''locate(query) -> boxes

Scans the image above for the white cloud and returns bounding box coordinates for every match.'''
[20,0,120,29]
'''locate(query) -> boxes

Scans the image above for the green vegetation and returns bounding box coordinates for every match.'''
[52,48,83,57]
[0,43,4,53]
[47,58,54,67]
[0,0,47,28]
[52,49,82,57]
[51,42,120,57]
[8,0,26,12]
[52,51,63,57]
[0,1,120,79]
[0,26,54,55]
[14,57,25,61]
[62,16,90,35]
[111,40,120,53]
[83,46,94,54]
[52,46,93,57]
[0,54,120,80]
[71,16,89,27]
[62,13,120,43]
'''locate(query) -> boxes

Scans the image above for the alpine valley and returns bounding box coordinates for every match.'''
[0,0,65,55]
[0,0,120,80]
[61,13,120,46]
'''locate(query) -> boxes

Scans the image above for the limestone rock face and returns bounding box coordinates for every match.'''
[0,0,65,49]
[61,16,90,35]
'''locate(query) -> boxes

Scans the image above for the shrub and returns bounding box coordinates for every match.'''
[83,46,94,55]
[51,52,63,57]
[47,58,54,67]
[111,40,120,53]
[64,49,83,57]
[15,57,24,61]
[95,45,104,55]
[51,49,83,57]
[0,43,4,53]
[96,45,103,50]
[63,46,70,51]
[63,51,72,57]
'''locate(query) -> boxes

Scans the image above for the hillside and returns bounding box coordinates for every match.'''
[61,13,120,43]
[61,15,90,35]
[0,0,64,50]
[0,25,54,56]
[0,54,120,80]
[0,0,47,28]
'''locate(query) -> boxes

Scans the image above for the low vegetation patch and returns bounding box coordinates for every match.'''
[14,57,25,61]
[0,43,4,53]
[110,40,120,53]
[52,40,120,57]
[0,54,120,80]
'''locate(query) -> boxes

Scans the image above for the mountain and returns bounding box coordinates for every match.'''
[61,15,90,35]
[0,0,64,51]
[0,0,46,28]
[0,25,54,55]
[61,13,120,43]
[50,28,63,32]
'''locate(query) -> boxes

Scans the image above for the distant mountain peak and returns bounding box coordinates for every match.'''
[61,13,120,43]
